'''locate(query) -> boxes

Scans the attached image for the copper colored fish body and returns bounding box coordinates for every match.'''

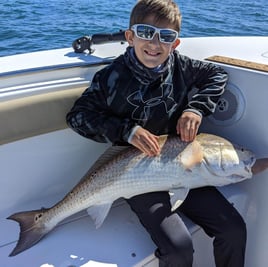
[8,133,258,256]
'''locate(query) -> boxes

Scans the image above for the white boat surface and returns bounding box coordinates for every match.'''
[0,36,268,267]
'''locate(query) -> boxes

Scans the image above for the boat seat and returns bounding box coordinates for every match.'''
[0,87,85,145]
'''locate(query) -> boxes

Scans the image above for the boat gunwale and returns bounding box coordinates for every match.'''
[0,59,113,79]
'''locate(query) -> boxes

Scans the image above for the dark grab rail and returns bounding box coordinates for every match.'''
[72,30,126,54]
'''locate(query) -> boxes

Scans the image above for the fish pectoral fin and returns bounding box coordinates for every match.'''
[169,188,189,212]
[87,203,113,229]
[180,140,204,170]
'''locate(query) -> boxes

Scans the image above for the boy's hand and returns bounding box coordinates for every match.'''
[176,111,202,142]
[129,127,160,156]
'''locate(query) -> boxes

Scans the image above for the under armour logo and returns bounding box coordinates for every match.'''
[127,83,177,121]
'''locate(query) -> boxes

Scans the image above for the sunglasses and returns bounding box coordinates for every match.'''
[131,24,179,44]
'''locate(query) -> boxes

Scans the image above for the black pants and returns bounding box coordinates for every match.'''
[127,187,246,267]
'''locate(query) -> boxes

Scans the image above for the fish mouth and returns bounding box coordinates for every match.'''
[245,166,251,174]
[244,156,256,173]
[246,155,256,167]
[235,156,256,178]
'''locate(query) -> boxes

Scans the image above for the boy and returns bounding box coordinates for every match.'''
[66,0,246,266]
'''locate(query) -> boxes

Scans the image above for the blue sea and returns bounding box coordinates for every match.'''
[0,0,267,57]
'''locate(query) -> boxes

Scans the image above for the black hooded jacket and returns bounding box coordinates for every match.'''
[66,50,228,144]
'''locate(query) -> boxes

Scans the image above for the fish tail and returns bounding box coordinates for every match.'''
[7,208,50,257]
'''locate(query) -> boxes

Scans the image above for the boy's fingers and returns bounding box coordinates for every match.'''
[131,128,160,156]
[177,112,201,142]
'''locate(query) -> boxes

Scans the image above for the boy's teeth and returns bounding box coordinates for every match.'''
[146,51,158,56]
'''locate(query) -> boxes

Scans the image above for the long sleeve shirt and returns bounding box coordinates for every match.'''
[66,50,228,144]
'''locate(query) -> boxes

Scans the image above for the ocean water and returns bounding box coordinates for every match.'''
[0,0,267,57]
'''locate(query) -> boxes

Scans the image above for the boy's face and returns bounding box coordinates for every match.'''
[125,16,180,68]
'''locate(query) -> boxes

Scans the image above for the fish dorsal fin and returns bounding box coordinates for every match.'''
[89,146,130,173]
[158,135,168,148]
[169,188,190,212]
[80,146,131,182]
[179,140,204,170]
[87,203,113,229]
[86,136,168,180]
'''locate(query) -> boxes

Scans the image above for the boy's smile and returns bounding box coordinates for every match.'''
[125,17,180,68]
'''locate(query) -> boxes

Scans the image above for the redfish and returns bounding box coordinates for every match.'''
[8,133,268,257]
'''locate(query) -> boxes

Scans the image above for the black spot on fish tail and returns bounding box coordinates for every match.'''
[7,208,49,257]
